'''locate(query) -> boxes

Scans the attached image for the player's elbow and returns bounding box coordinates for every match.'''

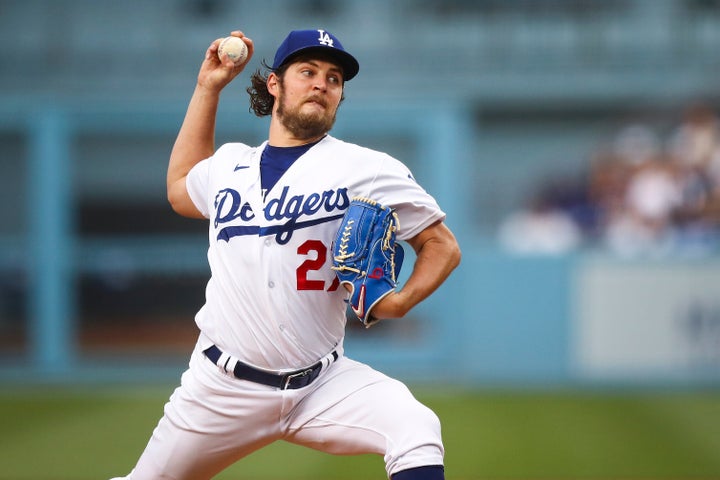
[436,224,462,272]
[447,239,462,272]
[169,197,205,219]
[440,237,462,280]
[167,190,183,214]
[167,181,204,219]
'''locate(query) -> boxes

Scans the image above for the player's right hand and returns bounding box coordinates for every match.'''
[197,31,254,92]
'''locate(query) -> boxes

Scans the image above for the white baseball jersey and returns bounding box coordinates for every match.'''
[186,135,445,370]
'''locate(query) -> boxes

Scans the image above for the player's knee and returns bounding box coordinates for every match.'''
[406,402,442,440]
[385,403,444,477]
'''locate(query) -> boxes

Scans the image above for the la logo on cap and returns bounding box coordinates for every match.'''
[317,29,334,47]
[272,29,360,80]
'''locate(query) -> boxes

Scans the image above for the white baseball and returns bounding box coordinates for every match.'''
[218,36,248,65]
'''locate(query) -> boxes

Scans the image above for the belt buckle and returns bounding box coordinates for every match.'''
[282,368,313,390]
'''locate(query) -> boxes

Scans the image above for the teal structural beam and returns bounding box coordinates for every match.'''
[27,108,75,372]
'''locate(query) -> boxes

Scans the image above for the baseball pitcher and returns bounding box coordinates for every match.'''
[111,28,461,480]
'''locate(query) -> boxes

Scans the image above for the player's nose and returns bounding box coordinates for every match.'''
[312,79,327,92]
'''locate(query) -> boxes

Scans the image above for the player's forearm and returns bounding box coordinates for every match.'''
[377,223,461,319]
[401,229,461,310]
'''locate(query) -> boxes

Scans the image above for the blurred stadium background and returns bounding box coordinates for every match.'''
[1,0,720,479]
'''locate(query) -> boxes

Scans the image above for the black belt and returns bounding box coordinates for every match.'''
[203,345,338,390]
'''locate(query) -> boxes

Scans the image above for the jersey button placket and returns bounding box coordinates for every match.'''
[263,234,283,337]
[265,237,275,288]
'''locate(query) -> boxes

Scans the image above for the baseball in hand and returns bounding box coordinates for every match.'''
[218,36,248,65]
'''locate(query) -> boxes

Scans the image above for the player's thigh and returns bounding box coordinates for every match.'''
[124,350,284,479]
[286,358,443,457]
[128,406,275,480]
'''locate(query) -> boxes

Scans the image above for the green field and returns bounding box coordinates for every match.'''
[1,384,719,479]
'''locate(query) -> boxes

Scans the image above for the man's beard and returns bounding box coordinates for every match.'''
[276,94,337,141]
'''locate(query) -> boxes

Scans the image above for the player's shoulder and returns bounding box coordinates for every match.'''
[215,142,257,156]
[320,135,399,164]
[208,142,260,165]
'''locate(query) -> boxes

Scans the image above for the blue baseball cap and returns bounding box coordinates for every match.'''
[272,29,359,81]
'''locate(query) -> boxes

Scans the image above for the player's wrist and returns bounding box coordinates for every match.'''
[373,291,411,320]
[194,81,224,98]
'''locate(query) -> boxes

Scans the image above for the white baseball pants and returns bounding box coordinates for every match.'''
[111,342,444,479]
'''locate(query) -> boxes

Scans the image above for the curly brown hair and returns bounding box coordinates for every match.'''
[246,59,284,117]
[246,55,346,117]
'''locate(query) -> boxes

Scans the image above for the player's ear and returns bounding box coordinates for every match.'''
[267,72,280,98]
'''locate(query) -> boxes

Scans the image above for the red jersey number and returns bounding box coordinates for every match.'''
[296,240,340,292]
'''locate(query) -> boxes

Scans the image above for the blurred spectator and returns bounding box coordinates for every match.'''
[603,154,681,256]
[498,183,582,255]
[586,149,637,239]
[500,104,720,256]
[666,104,720,253]
[668,103,720,171]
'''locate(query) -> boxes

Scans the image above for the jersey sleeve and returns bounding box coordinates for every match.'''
[186,158,211,218]
[366,155,446,241]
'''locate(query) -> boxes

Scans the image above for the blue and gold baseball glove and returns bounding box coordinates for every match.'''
[331,197,404,327]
